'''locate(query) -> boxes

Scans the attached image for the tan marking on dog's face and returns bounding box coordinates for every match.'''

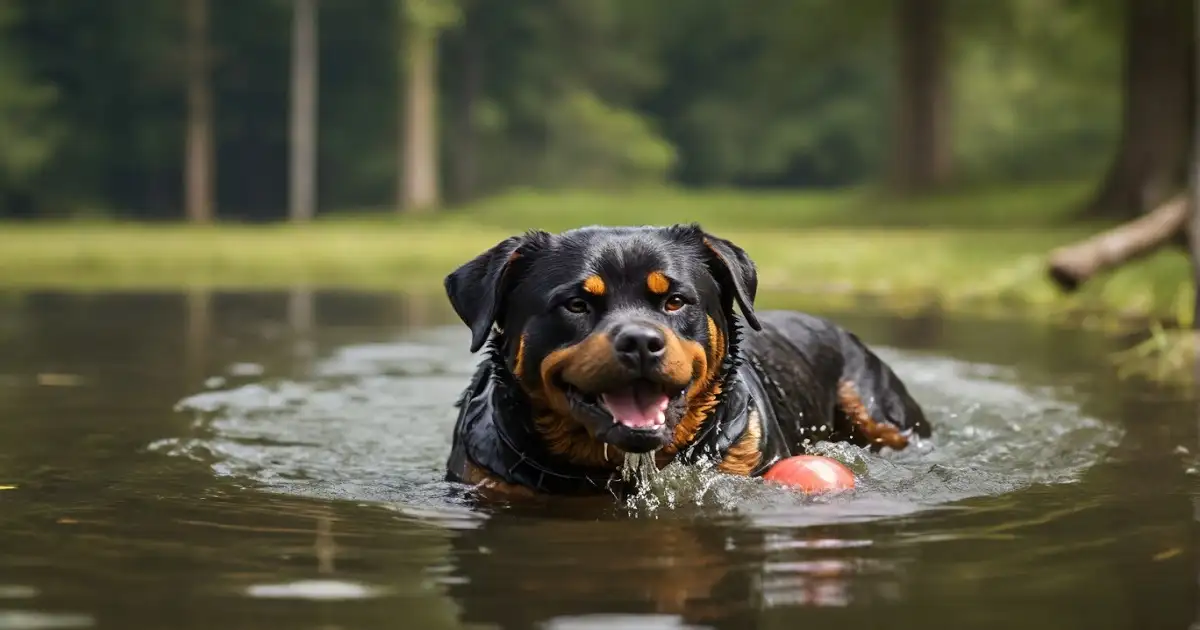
[663,315,726,455]
[530,323,705,467]
[539,333,619,408]
[660,329,706,393]
[646,271,671,295]
[705,316,724,366]
[530,333,622,467]
[540,328,698,401]
[582,275,606,296]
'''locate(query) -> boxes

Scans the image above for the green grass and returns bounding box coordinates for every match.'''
[337,179,1098,231]
[1111,325,1200,387]
[0,181,1191,330]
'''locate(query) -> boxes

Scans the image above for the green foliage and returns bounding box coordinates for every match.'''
[0,0,1129,216]
[400,0,460,31]
[642,0,892,186]
[320,0,402,208]
[534,88,676,188]
[452,0,671,193]
[8,0,185,216]
[951,0,1121,183]
[0,56,58,185]
[0,3,60,194]
[454,180,1090,232]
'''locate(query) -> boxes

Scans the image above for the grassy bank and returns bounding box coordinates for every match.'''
[0,182,1191,329]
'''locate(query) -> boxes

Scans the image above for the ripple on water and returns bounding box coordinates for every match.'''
[244,580,383,601]
[152,327,1122,526]
[0,611,94,630]
[540,614,709,629]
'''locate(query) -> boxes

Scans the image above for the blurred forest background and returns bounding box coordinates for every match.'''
[0,0,1175,223]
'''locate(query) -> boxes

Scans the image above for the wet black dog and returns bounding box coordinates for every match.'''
[443,224,930,496]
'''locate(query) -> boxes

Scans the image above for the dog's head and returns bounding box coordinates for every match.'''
[445,224,761,458]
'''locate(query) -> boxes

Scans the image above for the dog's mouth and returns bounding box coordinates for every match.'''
[561,377,686,430]
[600,380,675,429]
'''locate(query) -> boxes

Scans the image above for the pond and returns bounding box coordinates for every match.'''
[0,290,1196,629]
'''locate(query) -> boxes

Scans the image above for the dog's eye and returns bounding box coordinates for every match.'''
[663,295,687,312]
[563,298,590,314]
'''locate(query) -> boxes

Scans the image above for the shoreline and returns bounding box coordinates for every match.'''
[0,184,1189,332]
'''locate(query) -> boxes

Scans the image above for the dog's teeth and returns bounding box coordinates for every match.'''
[655,410,666,425]
[604,443,609,460]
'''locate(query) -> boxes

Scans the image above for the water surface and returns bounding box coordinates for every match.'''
[0,290,1196,629]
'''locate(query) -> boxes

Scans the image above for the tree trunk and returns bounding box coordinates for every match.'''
[890,0,952,194]
[1085,0,1194,219]
[1190,0,1200,330]
[1191,181,1200,331]
[184,0,214,223]
[289,0,319,223]
[399,23,440,213]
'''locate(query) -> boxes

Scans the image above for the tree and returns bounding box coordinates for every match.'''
[397,0,459,213]
[1189,0,1200,332]
[948,0,1121,184]
[184,0,214,223]
[444,0,480,203]
[1086,0,1200,386]
[0,0,1139,217]
[890,0,951,193]
[289,0,319,222]
[1046,0,1196,290]
[0,1,60,217]
[637,0,891,188]
[1084,0,1194,219]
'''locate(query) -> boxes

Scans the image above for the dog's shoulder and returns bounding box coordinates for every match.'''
[739,310,849,384]
[737,309,930,451]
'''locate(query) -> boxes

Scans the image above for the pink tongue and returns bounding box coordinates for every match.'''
[601,389,669,428]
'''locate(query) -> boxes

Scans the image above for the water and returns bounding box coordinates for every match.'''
[0,290,1197,629]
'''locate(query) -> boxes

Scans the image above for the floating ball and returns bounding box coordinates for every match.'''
[763,455,856,493]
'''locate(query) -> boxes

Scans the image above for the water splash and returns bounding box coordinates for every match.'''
[621,451,660,485]
[152,326,1123,525]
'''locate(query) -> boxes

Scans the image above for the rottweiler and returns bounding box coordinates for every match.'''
[443,224,931,497]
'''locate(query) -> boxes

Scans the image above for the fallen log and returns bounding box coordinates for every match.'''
[1047,194,1189,292]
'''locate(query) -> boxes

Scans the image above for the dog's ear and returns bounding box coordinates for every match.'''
[690,226,761,331]
[444,232,547,353]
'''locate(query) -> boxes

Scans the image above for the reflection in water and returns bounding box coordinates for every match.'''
[185,289,211,389]
[287,287,314,337]
[444,513,912,627]
[447,517,749,626]
[316,514,334,574]
[0,289,1196,630]
[237,511,378,603]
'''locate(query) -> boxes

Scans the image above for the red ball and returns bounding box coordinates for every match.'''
[762,455,856,493]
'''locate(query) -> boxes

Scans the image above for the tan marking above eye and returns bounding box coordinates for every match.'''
[582,275,606,296]
[646,271,670,295]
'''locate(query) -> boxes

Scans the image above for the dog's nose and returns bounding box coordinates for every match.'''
[612,324,667,370]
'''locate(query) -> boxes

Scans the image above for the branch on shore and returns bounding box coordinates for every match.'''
[1047,194,1189,292]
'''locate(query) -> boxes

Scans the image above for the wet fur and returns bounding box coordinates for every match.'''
[443,224,930,496]
[739,310,930,452]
